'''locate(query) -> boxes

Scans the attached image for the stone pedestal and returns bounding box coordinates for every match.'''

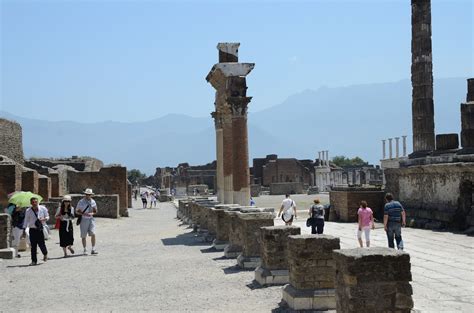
[435,133,459,151]
[255,225,300,286]
[22,169,39,194]
[459,78,474,154]
[236,212,274,269]
[0,214,11,249]
[282,235,340,311]
[333,247,413,313]
[209,204,239,250]
[223,207,263,258]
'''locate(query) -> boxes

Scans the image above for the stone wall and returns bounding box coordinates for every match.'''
[0,118,24,165]
[22,169,39,194]
[237,213,274,258]
[329,188,385,221]
[333,247,413,312]
[38,175,51,201]
[0,156,22,207]
[49,172,60,197]
[0,214,11,249]
[67,166,129,216]
[50,194,120,218]
[270,182,304,195]
[385,163,474,228]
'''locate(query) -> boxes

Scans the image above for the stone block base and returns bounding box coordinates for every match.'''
[224,244,241,259]
[282,284,336,311]
[237,254,261,269]
[212,239,228,251]
[255,266,289,286]
[0,248,15,259]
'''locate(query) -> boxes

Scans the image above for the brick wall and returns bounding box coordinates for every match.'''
[0,118,24,165]
[329,188,385,222]
[22,169,39,194]
[0,159,22,207]
[263,159,312,187]
[270,182,304,195]
[66,166,129,216]
[0,214,11,249]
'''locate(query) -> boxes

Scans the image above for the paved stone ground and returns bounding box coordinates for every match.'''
[0,194,473,312]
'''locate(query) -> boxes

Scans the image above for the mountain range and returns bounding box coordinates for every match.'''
[1,77,467,174]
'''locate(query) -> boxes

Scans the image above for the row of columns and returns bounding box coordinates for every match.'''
[207,43,255,205]
[317,150,329,167]
[382,135,407,160]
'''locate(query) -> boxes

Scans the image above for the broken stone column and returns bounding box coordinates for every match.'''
[209,204,239,250]
[38,175,51,201]
[402,135,408,156]
[435,133,459,151]
[0,214,14,259]
[410,0,435,157]
[459,78,474,154]
[382,140,386,159]
[255,226,301,286]
[211,111,224,203]
[333,247,414,313]
[236,212,274,269]
[282,235,340,311]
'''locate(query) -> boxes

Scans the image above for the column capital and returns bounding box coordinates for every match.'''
[211,111,223,129]
[228,96,252,117]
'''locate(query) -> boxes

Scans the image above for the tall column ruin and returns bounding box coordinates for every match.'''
[211,111,224,202]
[206,43,255,205]
[410,0,435,157]
[459,78,474,154]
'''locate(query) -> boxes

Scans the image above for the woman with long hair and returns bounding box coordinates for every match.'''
[55,195,75,257]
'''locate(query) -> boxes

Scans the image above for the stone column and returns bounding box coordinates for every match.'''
[333,247,413,312]
[211,111,224,203]
[282,235,340,311]
[410,0,435,157]
[402,135,408,156]
[382,139,386,159]
[229,92,252,206]
[222,112,234,204]
[326,150,330,167]
[395,137,400,158]
[459,78,474,154]
[255,225,301,286]
[318,151,322,166]
[388,138,393,159]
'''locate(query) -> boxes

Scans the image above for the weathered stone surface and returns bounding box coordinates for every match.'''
[0,118,24,165]
[237,212,274,258]
[0,214,11,249]
[38,175,51,201]
[0,157,22,207]
[435,133,459,150]
[21,169,39,194]
[329,188,385,221]
[333,247,413,313]
[270,182,304,195]
[260,225,301,270]
[50,194,120,218]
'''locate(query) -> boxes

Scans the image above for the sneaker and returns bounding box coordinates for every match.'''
[29,262,37,266]
[16,254,21,258]
[83,249,88,255]
[43,255,48,262]
[91,250,98,255]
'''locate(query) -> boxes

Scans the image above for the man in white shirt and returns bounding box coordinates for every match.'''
[76,188,98,255]
[278,194,297,226]
[23,197,49,265]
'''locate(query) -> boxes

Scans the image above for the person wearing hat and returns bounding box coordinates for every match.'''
[76,188,98,255]
[55,195,75,257]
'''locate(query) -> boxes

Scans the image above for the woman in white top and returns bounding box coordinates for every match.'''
[55,195,75,257]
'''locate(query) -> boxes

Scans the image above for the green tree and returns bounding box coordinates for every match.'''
[127,169,147,185]
[331,155,368,167]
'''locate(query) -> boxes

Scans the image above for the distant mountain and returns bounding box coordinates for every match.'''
[1,77,467,174]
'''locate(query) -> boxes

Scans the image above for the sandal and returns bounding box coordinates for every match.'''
[68,247,75,254]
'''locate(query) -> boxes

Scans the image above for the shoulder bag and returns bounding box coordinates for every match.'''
[76,204,90,225]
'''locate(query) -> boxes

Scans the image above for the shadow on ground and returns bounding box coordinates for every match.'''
[161,231,211,247]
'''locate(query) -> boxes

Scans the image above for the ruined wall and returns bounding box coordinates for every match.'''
[0,156,22,207]
[50,194,120,218]
[22,169,39,193]
[66,166,129,215]
[0,118,24,165]
[0,214,11,249]
[385,163,474,227]
[262,159,312,187]
[270,182,304,195]
[329,188,385,221]
[38,175,51,201]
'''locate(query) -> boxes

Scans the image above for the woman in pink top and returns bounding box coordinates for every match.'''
[357,201,375,247]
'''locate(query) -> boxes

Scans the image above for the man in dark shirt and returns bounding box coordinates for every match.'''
[383,193,406,250]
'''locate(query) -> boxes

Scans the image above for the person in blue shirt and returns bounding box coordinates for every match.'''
[250,197,256,206]
[383,193,406,250]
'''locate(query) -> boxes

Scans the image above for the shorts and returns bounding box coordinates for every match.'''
[357,226,371,240]
[80,218,96,238]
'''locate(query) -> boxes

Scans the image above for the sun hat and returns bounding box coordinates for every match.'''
[84,188,94,195]
[62,195,72,201]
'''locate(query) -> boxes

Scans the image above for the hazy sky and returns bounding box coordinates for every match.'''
[1,0,472,122]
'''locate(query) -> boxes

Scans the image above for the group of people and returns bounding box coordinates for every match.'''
[6,188,99,266]
[140,190,157,208]
[277,193,406,250]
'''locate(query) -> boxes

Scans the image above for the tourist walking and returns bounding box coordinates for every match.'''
[308,198,325,234]
[150,192,157,208]
[76,188,98,255]
[250,197,256,206]
[278,194,297,226]
[383,193,406,250]
[23,197,49,265]
[9,204,26,258]
[55,195,75,257]
[140,191,148,208]
[357,200,375,247]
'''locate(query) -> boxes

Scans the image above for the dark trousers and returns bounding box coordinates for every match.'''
[29,228,47,263]
[386,222,403,249]
[311,218,324,234]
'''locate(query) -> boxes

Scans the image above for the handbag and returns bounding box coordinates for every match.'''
[32,209,42,229]
[76,204,90,225]
[306,218,313,227]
